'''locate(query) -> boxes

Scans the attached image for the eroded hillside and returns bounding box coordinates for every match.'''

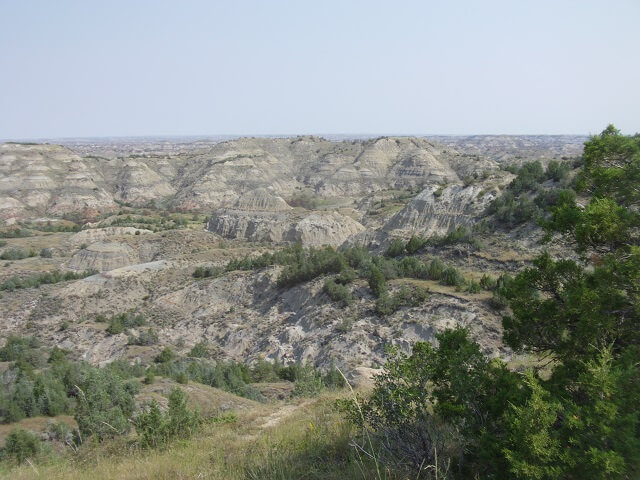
[0,136,581,371]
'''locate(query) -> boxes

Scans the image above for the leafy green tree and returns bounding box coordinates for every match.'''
[501,125,640,478]
[342,328,524,476]
[405,234,427,254]
[384,238,405,257]
[74,369,136,441]
[134,388,200,449]
[367,265,386,298]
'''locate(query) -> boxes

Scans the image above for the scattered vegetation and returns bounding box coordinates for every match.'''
[489,159,576,227]
[341,126,640,479]
[105,312,147,335]
[224,243,482,315]
[0,248,36,261]
[192,265,223,278]
[0,269,97,291]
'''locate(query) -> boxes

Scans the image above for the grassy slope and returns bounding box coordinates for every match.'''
[3,391,378,480]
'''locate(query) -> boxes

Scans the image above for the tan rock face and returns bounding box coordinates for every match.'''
[66,227,153,247]
[113,160,176,204]
[384,184,498,236]
[207,209,365,247]
[206,187,365,246]
[0,143,117,219]
[67,242,140,272]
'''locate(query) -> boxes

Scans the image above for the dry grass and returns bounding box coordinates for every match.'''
[0,415,77,446]
[2,392,374,480]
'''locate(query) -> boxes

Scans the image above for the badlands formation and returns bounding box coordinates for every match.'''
[0,135,584,370]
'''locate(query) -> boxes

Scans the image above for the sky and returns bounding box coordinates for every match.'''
[1,0,639,139]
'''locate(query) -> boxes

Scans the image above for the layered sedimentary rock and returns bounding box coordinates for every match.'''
[67,242,140,272]
[384,184,498,236]
[0,143,116,219]
[1,137,500,223]
[207,187,364,246]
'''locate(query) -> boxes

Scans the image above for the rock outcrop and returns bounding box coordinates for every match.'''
[66,226,153,247]
[384,184,498,236]
[0,143,116,220]
[208,208,365,247]
[67,242,140,272]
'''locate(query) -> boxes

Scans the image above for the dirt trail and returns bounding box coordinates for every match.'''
[238,399,314,441]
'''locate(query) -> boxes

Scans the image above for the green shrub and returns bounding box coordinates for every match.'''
[479,274,497,290]
[154,347,175,364]
[335,267,357,285]
[440,266,465,287]
[323,278,353,306]
[0,248,35,261]
[340,328,523,477]
[509,161,545,194]
[405,234,427,254]
[0,336,45,367]
[277,246,347,288]
[384,238,406,257]
[466,280,482,293]
[74,368,136,441]
[545,160,571,183]
[144,368,156,385]
[193,266,223,278]
[292,365,325,397]
[427,258,445,281]
[188,342,209,358]
[3,428,41,463]
[367,266,386,298]
[134,388,200,449]
[106,312,147,335]
[489,192,539,227]
[39,248,53,258]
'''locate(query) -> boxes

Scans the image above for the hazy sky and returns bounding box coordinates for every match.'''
[1,0,638,139]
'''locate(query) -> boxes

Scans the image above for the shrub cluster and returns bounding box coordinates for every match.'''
[105,312,147,335]
[489,159,576,227]
[134,387,200,449]
[0,248,36,260]
[192,265,223,278]
[0,269,97,291]
[323,278,353,306]
[375,285,429,316]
